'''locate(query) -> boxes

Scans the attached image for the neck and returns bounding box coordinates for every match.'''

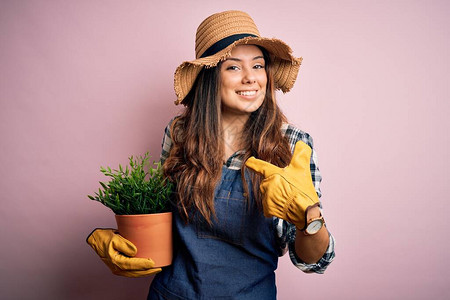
[221,112,248,161]
[221,110,249,131]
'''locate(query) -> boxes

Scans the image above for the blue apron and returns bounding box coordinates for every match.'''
[148,166,278,299]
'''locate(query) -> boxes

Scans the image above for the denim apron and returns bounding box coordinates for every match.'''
[148,166,278,300]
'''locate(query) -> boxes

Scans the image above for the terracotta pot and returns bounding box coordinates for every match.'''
[115,212,172,268]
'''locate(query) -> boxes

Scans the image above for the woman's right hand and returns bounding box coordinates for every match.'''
[86,228,162,277]
[245,141,320,230]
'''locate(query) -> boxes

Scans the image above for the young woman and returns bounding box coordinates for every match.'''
[87,10,335,299]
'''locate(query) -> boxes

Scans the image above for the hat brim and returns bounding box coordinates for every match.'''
[174,36,302,105]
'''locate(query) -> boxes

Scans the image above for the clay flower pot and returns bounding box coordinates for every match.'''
[115,212,173,268]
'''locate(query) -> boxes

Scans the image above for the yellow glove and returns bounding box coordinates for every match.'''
[245,141,320,230]
[87,228,161,278]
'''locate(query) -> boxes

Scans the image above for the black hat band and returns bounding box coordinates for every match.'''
[200,33,258,58]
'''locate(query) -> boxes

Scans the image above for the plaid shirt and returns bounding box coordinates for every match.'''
[160,119,335,274]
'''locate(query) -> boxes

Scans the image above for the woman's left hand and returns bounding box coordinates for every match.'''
[245,141,319,230]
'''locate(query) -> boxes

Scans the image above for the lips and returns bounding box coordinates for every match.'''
[236,90,257,96]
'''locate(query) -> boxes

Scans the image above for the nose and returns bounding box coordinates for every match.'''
[242,68,256,84]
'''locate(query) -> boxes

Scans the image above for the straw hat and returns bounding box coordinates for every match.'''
[174,10,303,105]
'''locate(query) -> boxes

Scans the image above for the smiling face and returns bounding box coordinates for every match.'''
[219,45,267,118]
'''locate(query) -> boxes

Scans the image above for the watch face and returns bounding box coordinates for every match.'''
[306,220,323,235]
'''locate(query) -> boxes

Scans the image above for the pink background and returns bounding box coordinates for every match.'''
[1,0,449,299]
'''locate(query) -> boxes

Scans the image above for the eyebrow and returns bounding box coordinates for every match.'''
[225,56,265,62]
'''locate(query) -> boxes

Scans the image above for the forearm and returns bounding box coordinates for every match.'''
[294,206,330,264]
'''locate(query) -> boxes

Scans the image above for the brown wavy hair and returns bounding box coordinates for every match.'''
[163,48,292,224]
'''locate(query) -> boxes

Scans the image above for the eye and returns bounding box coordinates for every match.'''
[226,65,240,71]
[254,64,265,69]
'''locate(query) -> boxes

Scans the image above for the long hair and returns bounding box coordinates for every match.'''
[163,48,292,224]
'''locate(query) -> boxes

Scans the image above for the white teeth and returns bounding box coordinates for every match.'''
[237,91,257,96]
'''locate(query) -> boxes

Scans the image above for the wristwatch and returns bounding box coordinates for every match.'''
[303,216,325,235]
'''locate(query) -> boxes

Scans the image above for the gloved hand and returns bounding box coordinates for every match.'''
[245,140,320,230]
[87,228,162,278]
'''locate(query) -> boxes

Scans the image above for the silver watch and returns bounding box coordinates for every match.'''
[303,216,325,235]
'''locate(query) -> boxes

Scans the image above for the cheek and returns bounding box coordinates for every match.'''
[258,73,268,89]
[219,82,229,98]
[220,77,238,96]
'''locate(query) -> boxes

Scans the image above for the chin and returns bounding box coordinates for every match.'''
[243,101,264,112]
[221,97,264,116]
[242,106,260,114]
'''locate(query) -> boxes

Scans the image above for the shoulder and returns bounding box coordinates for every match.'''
[160,117,180,164]
[162,116,184,140]
[163,117,179,137]
[281,123,315,151]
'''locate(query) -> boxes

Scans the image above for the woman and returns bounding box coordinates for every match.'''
[87,10,335,299]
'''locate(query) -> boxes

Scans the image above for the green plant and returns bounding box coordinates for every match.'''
[88,152,173,215]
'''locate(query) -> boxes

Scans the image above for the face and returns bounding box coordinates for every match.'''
[219,45,267,117]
